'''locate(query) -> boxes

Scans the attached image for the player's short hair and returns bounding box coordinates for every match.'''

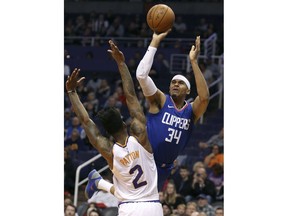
[97,107,124,135]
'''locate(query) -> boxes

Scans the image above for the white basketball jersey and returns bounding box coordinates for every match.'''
[112,136,159,202]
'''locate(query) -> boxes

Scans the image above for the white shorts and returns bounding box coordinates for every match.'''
[118,200,163,216]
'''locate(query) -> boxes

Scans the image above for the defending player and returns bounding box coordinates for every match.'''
[136,32,210,191]
[66,40,163,216]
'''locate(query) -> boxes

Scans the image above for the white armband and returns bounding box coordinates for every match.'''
[136,46,158,96]
[98,179,113,194]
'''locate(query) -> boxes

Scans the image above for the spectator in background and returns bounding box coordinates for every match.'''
[86,207,102,216]
[159,191,165,204]
[199,128,224,149]
[64,18,76,44]
[204,144,224,169]
[65,203,78,216]
[173,16,187,35]
[192,161,205,177]
[139,21,150,37]
[163,181,186,211]
[74,15,86,36]
[103,95,122,110]
[175,165,193,203]
[64,197,73,206]
[162,202,173,216]
[214,207,223,216]
[88,11,96,28]
[85,102,97,119]
[65,116,86,141]
[207,163,223,202]
[82,203,97,216]
[126,19,140,37]
[114,86,126,106]
[199,61,214,86]
[83,91,99,114]
[185,201,198,215]
[64,196,73,208]
[97,79,111,100]
[93,13,109,36]
[85,73,102,93]
[174,203,187,216]
[195,18,208,37]
[65,128,89,157]
[191,167,216,204]
[106,16,124,37]
[81,26,93,46]
[196,194,214,216]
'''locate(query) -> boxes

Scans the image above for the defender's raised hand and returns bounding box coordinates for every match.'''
[107,40,125,64]
[189,36,201,62]
[66,68,85,92]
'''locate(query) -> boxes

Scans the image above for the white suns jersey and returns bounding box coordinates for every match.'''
[112,136,159,202]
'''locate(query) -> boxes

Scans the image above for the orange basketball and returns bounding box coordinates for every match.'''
[146,4,175,34]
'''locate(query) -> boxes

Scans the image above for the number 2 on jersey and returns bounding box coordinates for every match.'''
[129,164,147,189]
[165,128,182,144]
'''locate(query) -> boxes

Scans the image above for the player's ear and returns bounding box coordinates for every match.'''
[186,89,191,95]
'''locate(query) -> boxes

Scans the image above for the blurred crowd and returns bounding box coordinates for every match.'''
[64,8,223,216]
[65,12,223,54]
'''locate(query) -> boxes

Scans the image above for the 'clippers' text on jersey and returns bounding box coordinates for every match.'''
[161,112,190,131]
[147,95,194,165]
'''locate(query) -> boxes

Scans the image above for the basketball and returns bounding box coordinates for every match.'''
[146,4,175,34]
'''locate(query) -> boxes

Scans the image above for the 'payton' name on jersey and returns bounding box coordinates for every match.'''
[119,150,140,166]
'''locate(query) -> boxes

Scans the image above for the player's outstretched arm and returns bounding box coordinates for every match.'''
[189,36,210,123]
[66,68,113,167]
[108,40,152,153]
[135,30,171,112]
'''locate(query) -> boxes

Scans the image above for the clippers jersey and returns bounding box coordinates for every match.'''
[112,136,159,202]
[147,95,194,164]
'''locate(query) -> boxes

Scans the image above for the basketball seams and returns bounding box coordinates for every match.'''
[151,6,157,29]
[147,6,156,29]
[153,6,168,30]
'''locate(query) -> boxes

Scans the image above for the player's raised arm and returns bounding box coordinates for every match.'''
[136,30,171,111]
[189,36,210,123]
[66,68,113,167]
[108,40,152,153]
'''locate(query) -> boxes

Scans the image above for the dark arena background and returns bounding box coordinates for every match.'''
[64,0,223,215]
